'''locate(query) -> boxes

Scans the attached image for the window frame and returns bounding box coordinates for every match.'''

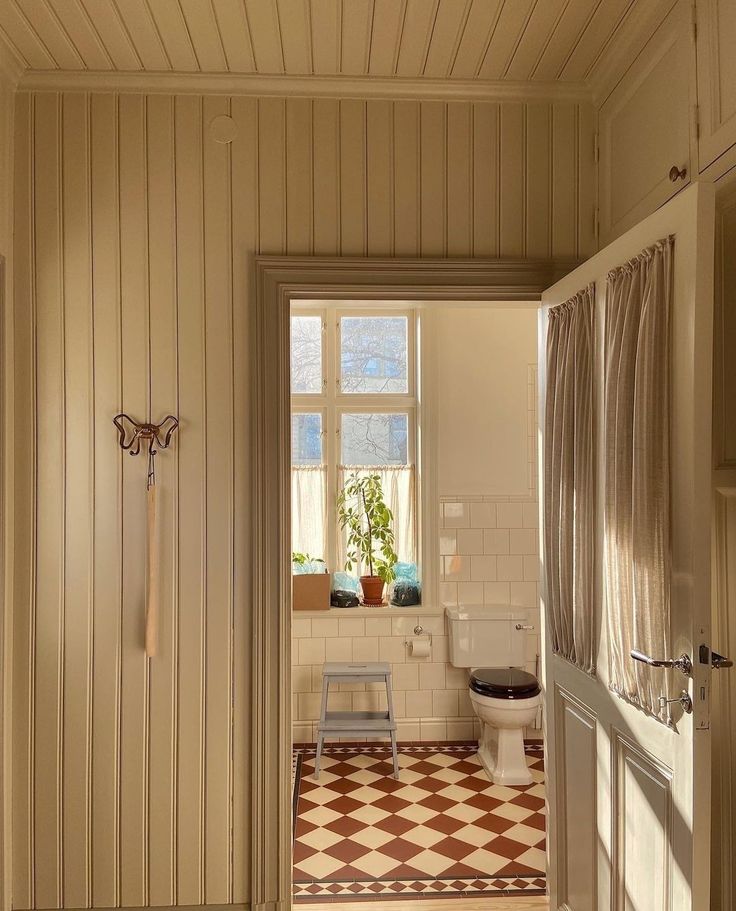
[336,308,416,399]
[291,304,419,577]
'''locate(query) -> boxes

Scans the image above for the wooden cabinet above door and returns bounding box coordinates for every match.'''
[598,1,693,246]
[696,0,736,175]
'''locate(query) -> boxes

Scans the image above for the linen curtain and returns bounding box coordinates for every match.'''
[337,465,416,574]
[291,466,327,559]
[544,284,596,674]
[604,236,673,719]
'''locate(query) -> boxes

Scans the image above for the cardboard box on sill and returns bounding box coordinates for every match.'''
[292,573,331,611]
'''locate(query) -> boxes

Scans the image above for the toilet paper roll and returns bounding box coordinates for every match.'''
[408,637,430,658]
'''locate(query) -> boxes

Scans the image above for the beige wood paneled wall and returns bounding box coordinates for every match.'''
[11,90,593,911]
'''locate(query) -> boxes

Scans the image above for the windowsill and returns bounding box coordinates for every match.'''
[292,605,444,619]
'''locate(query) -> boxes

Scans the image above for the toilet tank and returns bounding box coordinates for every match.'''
[445,604,528,668]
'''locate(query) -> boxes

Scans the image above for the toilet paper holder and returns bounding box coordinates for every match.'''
[404,625,432,647]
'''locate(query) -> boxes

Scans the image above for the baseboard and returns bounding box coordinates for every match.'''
[13,906,251,911]
[292,716,544,743]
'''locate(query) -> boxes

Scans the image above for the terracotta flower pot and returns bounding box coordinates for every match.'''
[360,575,385,606]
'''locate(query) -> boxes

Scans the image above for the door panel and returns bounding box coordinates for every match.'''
[598,2,692,246]
[556,688,597,910]
[614,731,673,911]
[540,182,716,910]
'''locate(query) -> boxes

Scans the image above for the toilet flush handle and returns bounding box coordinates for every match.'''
[515,623,534,631]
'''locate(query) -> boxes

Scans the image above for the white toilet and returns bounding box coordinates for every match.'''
[446,604,541,786]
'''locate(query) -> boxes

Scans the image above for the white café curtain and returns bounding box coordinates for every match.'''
[291,466,327,560]
[605,236,673,719]
[291,464,416,572]
[544,284,596,675]
[337,466,416,575]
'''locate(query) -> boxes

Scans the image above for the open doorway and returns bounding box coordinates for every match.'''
[248,256,569,907]
[289,299,547,902]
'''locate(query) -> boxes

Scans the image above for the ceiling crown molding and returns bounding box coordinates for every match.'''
[0,35,23,87]
[17,69,592,103]
[586,0,676,106]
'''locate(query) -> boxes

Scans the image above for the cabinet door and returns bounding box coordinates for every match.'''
[696,0,736,172]
[598,2,692,246]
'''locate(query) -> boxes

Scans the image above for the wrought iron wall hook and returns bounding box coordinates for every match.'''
[113,413,179,458]
[113,414,179,488]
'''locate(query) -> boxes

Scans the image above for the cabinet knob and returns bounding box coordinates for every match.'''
[669,164,687,182]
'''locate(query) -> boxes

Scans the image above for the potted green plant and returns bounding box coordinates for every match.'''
[337,472,398,606]
[292,552,330,611]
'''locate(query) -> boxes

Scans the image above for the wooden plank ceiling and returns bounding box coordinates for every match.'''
[0,0,641,81]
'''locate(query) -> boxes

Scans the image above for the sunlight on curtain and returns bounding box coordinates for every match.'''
[544,284,596,674]
[605,236,673,720]
[337,466,416,575]
[291,466,327,560]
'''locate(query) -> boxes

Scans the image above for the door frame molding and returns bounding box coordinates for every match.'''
[250,255,577,911]
[0,254,10,911]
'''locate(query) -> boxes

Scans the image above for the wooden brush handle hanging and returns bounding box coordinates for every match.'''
[113,413,179,657]
[145,453,159,658]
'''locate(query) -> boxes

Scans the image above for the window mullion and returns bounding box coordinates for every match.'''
[324,309,339,576]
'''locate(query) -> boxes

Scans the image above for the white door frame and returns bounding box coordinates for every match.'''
[250,255,577,911]
[710,180,736,911]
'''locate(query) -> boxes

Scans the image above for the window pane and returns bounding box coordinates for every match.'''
[340,316,408,393]
[341,413,408,466]
[291,315,323,393]
[292,413,323,465]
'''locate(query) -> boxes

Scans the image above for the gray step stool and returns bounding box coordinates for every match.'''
[315,662,399,779]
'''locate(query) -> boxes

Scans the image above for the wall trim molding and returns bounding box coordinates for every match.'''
[16,69,592,103]
[0,254,10,911]
[251,255,577,909]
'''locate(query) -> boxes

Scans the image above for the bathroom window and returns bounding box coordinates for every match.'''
[290,306,418,578]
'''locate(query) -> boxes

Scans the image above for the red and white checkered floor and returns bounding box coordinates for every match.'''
[292,741,546,902]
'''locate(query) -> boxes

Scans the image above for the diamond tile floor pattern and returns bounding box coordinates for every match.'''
[292,742,546,901]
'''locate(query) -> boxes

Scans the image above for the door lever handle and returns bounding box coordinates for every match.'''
[630,648,693,677]
[712,651,733,669]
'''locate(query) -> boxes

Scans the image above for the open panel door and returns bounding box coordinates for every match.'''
[540,182,719,910]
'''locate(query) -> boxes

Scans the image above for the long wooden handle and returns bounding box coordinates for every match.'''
[145,483,159,657]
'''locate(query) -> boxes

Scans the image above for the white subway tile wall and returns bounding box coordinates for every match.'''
[439,494,541,672]
[291,495,541,743]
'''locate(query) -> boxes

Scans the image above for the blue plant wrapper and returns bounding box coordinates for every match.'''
[332,571,359,592]
[292,560,326,575]
[393,562,418,582]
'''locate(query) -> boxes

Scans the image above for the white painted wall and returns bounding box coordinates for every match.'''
[436,308,538,498]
